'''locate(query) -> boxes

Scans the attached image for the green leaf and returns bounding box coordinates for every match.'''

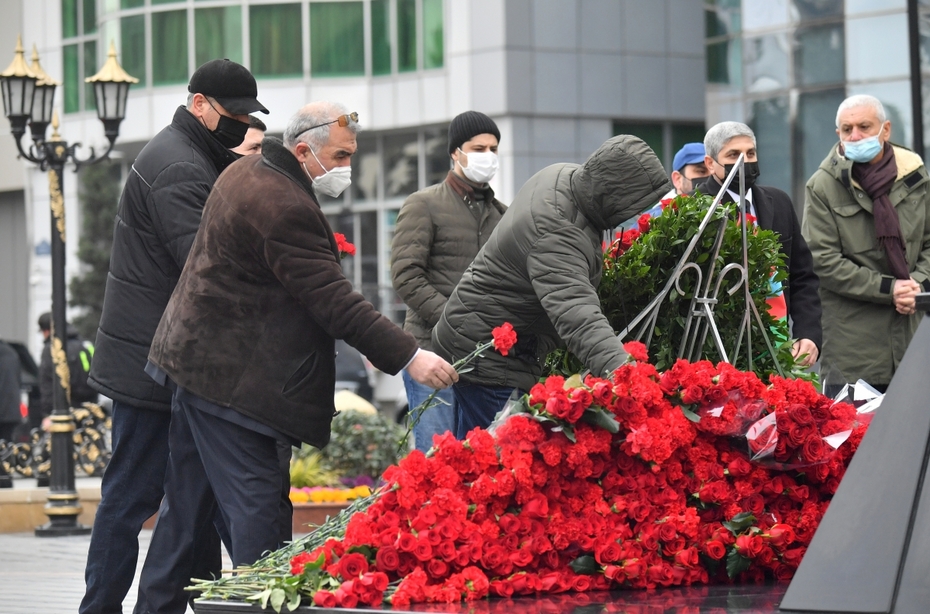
[726,548,752,578]
[569,554,599,575]
[581,407,620,433]
[270,588,287,613]
[723,511,756,535]
[457,365,475,375]
[680,405,700,423]
[286,591,301,611]
[564,373,585,389]
[247,589,272,609]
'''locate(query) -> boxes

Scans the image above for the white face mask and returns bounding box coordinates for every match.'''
[305,148,352,197]
[458,148,499,184]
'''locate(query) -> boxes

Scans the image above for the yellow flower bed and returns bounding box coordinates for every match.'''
[289,485,372,504]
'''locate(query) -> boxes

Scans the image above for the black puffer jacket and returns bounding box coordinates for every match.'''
[89,106,239,410]
[432,135,671,391]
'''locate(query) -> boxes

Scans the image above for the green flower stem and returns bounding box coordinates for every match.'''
[396,339,496,453]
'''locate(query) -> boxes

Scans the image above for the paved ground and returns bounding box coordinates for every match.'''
[0,527,154,613]
[0,476,228,614]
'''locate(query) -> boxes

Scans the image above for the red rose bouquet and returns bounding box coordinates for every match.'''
[192,345,869,611]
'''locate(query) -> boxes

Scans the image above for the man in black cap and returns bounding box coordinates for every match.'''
[391,111,506,452]
[80,59,267,614]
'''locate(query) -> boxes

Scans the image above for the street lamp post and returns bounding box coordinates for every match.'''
[0,36,136,536]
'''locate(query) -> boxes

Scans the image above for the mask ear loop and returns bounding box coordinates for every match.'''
[306,144,331,175]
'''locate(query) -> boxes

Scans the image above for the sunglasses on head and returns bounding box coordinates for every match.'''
[295,112,359,138]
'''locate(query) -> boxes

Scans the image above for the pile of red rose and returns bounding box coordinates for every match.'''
[289,344,869,608]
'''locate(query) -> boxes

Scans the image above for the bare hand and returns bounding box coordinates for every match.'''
[791,339,819,367]
[893,278,921,315]
[407,350,459,390]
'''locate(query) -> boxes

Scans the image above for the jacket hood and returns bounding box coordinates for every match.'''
[570,135,672,230]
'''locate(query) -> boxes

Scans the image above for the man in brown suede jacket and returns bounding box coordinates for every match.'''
[135,102,457,614]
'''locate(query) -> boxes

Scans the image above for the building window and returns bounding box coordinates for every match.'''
[121,0,144,7]
[63,44,80,114]
[121,15,146,89]
[384,132,420,198]
[195,6,243,66]
[423,0,443,69]
[322,125,449,324]
[152,10,188,85]
[371,0,391,75]
[250,3,303,78]
[614,121,665,167]
[63,0,79,38]
[62,0,98,114]
[671,124,706,155]
[397,0,417,72]
[614,121,707,171]
[310,2,365,76]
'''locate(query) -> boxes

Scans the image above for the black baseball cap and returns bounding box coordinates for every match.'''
[188,59,269,115]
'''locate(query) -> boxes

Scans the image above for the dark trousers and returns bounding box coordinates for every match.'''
[134,395,290,614]
[80,402,221,614]
[452,382,521,439]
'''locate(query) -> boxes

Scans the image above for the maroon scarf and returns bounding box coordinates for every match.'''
[851,142,909,279]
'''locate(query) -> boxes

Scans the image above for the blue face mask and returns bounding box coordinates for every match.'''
[842,132,883,163]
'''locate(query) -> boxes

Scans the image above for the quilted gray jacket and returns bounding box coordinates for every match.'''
[432,135,672,391]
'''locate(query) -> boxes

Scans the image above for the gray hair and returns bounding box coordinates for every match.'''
[283,102,358,150]
[835,94,886,127]
[704,121,756,160]
[186,92,195,108]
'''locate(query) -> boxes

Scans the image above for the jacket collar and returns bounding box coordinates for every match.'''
[821,142,925,188]
[170,106,240,174]
[260,137,318,199]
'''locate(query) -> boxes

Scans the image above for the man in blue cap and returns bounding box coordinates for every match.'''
[667,142,710,198]
[623,142,709,226]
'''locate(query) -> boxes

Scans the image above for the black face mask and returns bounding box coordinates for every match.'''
[722,161,761,191]
[211,114,250,149]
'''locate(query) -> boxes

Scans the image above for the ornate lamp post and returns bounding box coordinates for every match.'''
[0,37,136,536]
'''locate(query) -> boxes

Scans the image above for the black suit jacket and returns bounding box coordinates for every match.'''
[694,177,823,349]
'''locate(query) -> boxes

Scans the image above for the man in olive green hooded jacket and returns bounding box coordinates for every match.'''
[433,135,671,437]
[803,94,930,391]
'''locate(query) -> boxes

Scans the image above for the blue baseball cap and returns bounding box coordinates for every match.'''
[672,142,706,171]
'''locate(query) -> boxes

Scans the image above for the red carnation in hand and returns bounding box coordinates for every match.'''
[492,322,518,356]
[334,232,356,259]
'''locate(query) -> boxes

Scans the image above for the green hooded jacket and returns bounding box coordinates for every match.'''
[802,143,930,386]
[432,135,672,391]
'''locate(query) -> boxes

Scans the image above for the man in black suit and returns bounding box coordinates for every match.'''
[694,121,822,366]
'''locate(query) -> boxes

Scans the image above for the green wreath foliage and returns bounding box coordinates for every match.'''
[546,192,805,380]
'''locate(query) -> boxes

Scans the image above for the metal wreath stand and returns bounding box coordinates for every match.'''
[615,154,786,377]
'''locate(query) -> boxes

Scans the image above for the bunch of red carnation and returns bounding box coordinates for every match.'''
[282,347,868,607]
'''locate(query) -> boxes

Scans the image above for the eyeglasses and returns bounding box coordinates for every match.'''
[295,112,359,138]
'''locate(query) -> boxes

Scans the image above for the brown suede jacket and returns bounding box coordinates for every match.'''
[148,137,418,448]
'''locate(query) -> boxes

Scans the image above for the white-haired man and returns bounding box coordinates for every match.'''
[694,121,822,367]
[803,94,930,392]
[134,102,458,613]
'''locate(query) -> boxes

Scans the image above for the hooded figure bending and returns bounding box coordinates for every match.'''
[432,135,672,439]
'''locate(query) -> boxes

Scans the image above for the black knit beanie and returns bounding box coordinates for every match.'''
[448,111,501,154]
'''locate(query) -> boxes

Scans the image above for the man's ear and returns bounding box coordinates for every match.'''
[670,170,683,192]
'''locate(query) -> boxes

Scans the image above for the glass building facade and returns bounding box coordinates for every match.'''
[704,0,930,209]
[63,0,444,100]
